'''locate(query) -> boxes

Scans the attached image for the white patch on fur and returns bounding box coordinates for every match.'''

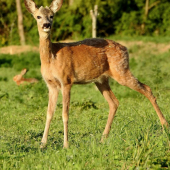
[43,28,51,32]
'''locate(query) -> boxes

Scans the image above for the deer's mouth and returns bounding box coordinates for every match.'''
[42,24,51,32]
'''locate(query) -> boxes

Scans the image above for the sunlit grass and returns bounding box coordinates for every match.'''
[0,40,170,169]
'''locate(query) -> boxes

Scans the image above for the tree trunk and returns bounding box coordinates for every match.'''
[145,0,149,18]
[69,0,74,6]
[142,0,160,34]
[90,5,98,38]
[16,0,25,45]
[145,0,160,19]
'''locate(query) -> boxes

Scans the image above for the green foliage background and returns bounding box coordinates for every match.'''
[1,0,170,46]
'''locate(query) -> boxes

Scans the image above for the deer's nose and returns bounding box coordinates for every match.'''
[43,23,51,29]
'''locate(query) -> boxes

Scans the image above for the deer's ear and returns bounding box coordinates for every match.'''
[49,0,63,13]
[24,0,38,14]
[21,69,27,76]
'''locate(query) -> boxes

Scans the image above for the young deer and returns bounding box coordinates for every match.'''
[13,68,38,85]
[24,0,168,148]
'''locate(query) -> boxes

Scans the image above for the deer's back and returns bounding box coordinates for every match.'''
[48,38,129,85]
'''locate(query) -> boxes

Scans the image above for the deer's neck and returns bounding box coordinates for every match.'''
[39,36,52,64]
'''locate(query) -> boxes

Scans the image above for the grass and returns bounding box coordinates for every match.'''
[0,39,170,169]
[108,35,170,44]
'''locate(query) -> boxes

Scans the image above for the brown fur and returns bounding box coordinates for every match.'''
[24,0,168,149]
[13,68,38,85]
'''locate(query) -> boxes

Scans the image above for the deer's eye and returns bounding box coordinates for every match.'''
[37,16,41,19]
[50,16,53,19]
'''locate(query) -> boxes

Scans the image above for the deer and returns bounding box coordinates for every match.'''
[24,0,168,149]
[13,68,38,85]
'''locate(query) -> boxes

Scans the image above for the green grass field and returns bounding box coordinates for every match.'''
[0,39,170,169]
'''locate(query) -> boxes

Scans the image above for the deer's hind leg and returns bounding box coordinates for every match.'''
[111,68,168,127]
[95,78,119,142]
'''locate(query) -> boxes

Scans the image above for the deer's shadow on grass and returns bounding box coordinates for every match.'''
[0,57,12,67]
[1,130,64,159]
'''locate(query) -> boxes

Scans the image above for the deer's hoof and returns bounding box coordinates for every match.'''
[164,122,169,128]
[100,134,108,143]
[40,142,47,149]
[63,142,69,149]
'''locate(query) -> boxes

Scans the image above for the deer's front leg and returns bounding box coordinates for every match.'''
[40,86,59,148]
[62,85,71,148]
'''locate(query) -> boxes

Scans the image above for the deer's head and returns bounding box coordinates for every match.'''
[24,0,63,38]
